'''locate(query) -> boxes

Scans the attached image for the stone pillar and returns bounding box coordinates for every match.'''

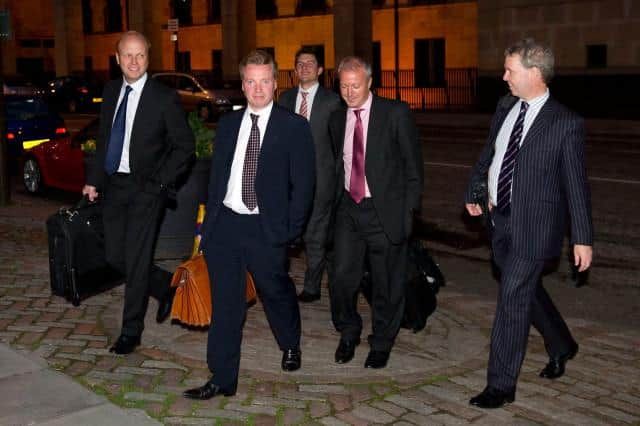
[221,0,256,81]
[54,0,85,75]
[332,0,372,67]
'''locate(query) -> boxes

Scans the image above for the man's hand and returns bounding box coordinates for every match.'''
[574,244,593,272]
[465,203,483,217]
[82,185,99,202]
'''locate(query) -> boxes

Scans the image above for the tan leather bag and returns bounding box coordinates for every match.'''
[170,253,257,326]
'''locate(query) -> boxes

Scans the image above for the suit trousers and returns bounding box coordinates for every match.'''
[102,173,173,337]
[302,185,334,296]
[488,208,577,392]
[203,206,301,391]
[330,195,407,352]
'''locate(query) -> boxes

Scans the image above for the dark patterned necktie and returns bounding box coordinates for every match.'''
[299,91,309,119]
[349,109,365,203]
[242,113,260,210]
[496,101,529,213]
[104,85,132,175]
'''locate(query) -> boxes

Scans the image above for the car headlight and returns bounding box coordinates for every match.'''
[214,97,231,105]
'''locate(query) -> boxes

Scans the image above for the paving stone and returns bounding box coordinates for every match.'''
[350,404,396,423]
[36,321,75,329]
[329,393,352,412]
[193,407,249,421]
[86,370,134,382]
[164,417,216,425]
[589,405,640,424]
[427,413,471,425]
[41,338,86,347]
[613,392,640,406]
[114,366,163,376]
[421,384,465,403]
[300,384,350,395]
[7,324,48,333]
[385,394,437,415]
[140,360,188,371]
[334,411,371,426]
[83,348,114,356]
[557,393,596,408]
[282,407,305,424]
[319,417,350,426]
[124,392,167,402]
[401,411,435,425]
[370,400,408,417]
[516,380,561,397]
[68,333,108,341]
[225,402,278,416]
[278,388,328,402]
[251,396,306,409]
[54,352,96,362]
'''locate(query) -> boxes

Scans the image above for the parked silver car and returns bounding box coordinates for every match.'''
[151,72,244,120]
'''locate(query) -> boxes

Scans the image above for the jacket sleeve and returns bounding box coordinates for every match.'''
[287,117,316,241]
[395,102,424,212]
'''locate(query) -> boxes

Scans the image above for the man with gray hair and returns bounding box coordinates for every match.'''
[464,38,593,408]
[328,56,423,369]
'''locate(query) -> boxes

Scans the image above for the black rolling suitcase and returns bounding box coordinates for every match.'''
[46,198,121,306]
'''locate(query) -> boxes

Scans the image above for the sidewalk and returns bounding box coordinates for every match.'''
[1,190,640,425]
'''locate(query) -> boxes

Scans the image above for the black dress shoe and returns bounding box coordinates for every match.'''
[183,382,235,400]
[298,290,321,303]
[364,350,390,369]
[469,387,515,409]
[109,334,141,355]
[156,287,176,323]
[335,339,360,364]
[281,348,302,371]
[540,342,579,379]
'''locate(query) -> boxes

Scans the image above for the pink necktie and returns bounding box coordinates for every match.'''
[349,109,365,203]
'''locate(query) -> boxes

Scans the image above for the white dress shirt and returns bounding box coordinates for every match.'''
[223,101,274,214]
[113,73,147,173]
[488,90,550,205]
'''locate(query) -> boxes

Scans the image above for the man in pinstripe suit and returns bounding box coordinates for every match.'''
[464,38,593,409]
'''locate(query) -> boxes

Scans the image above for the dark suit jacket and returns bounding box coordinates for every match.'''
[87,77,195,195]
[329,95,424,244]
[465,94,593,259]
[278,86,342,204]
[200,104,316,246]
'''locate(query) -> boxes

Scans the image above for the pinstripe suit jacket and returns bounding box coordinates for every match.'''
[465,94,593,260]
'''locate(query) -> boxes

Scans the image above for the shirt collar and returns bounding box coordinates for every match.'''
[521,89,549,109]
[122,72,147,93]
[245,100,274,122]
[299,82,319,97]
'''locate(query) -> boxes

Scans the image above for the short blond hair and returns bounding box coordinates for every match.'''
[239,50,278,80]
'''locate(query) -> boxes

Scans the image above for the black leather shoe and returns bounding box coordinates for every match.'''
[156,287,176,323]
[469,387,515,409]
[183,382,235,400]
[335,339,360,364]
[540,342,579,379]
[364,350,390,369]
[281,348,302,371]
[109,334,141,355]
[298,290,321,303]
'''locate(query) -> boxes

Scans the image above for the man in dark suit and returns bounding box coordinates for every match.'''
[464,38,593,408]
[279,47,341,303]
[328,56,423,369]
[82,31,195,354]
[183,50,315,400]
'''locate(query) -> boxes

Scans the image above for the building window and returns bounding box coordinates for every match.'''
[82,0,93,34]
[177,51,191,72]
[586,44,607,68]
[212,49,222,82]
[85,56,93,73]
[414,38,445,88]
[296,0,328,15]
[372,0,386,8]
[372,42,381,88]
[257,0,278,19]
[104,0,123,33]
[19,39,41,48]
[208,0,221,23]
[43,39,54,48]
[172,0,193,26]
[109,55,120,80]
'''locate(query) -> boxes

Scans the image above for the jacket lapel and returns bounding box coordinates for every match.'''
[127,78,151,151]
[365,96,385,172]
[519,97,555,151]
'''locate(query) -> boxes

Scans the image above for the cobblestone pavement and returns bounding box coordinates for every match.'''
[1,191,639,425]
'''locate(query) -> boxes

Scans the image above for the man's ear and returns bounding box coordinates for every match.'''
[317,66,324,77]
[115,52,121,65]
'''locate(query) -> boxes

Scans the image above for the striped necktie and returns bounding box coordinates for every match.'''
[496,101,529,213]
[299,91,309,119]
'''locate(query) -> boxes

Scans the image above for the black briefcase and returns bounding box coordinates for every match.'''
[361,238,445,333]
[46,198,121,306]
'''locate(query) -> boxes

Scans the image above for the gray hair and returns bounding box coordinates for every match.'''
[337,56,372,79]
[116,31,151,54]
[505,38,554,84]
[239,50,279,80]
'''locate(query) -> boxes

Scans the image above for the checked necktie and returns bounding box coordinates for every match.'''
[496,101,529,213]
[299,91,309,120]
[349,109,365,203]
[242,113,260,210]
[104,85,132,175]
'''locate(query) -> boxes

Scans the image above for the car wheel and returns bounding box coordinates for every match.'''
[23,158,44,194]
[68,99,77,113]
